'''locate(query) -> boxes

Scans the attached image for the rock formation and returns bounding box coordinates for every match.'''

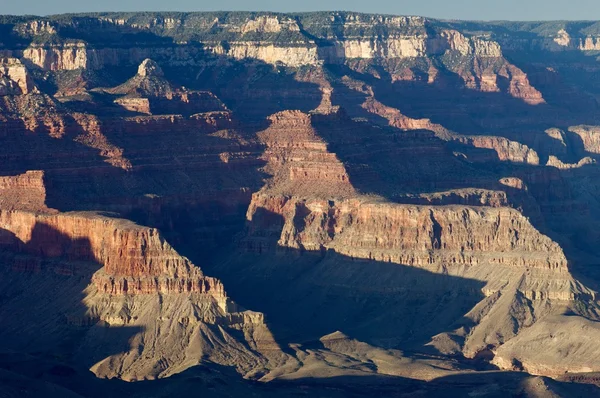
[2,10,600,397]
[0,209,284,380]
[0,58,35,95]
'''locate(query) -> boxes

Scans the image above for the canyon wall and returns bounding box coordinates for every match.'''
[0,208,285,380]
[2,11,600,387]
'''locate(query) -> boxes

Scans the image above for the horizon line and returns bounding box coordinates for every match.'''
[1,10,600,24]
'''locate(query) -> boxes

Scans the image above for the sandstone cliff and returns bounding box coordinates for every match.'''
[225,106,600,378]
[0,13,544,106]
[0,58,35,95]
[0,209,285,380]
[2,10,600,390]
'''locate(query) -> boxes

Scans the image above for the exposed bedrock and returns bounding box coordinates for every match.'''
[230,186,599,375]
[0,14,544,109]
[0,171,51,212]
[218,107,600,377]
[0,57,35,95]
[0,210,223,295]
[0,90,265,258]
[3,11,600,387]
[0,209,285,380]
[245,193,568,271]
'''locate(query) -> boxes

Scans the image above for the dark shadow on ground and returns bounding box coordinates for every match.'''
[0,222,143,373]
[206,208,485,354]
[306,99,600,298]
[323,62,600,165]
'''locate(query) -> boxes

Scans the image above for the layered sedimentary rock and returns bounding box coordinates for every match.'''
[568,125,600,154]
[247,193,566,270]
[22,43,89,71]
[362,95,542,165]
[0,58,35,95]
[0,59,265,258]
[0,171,51,212]
[0,13,541,106]
[2,10,600,390]
[102,58,228,116]
[0,210,224,295]
[455,136,540,165]
[0,209,283,380]
[257,110,355,198]
[228,105,600,378]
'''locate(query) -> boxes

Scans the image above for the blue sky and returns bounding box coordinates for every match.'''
[3,0,600,21]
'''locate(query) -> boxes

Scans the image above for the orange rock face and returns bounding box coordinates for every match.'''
[4,12,600,388]
[257,111,356,198]
[0,210,225,296]
[246,193,568,270]
[0,58,35,95]
[0,171,51,212]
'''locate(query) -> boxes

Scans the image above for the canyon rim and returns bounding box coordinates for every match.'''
[2,10,600,397]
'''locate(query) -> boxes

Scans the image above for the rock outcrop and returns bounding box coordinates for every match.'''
[0,209,284,380]
[0,13,541,105]
[246,193,567,270]
[2,10,600,391]
[102,58,228,116]
[0,58,35,95]
[0,210,225,295]
[0,171,51,212]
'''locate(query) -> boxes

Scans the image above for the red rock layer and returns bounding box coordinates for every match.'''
[0,210,225,296]
[257,110,356,198]
[246,194,568,270]
[0,171,52,212]
[362,94,541,166]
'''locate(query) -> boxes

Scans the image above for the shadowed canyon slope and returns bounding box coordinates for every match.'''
[2,11,600,397]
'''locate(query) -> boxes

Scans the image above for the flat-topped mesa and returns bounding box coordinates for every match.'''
[0,210,225,297]
[0,58,35,95]
[247,193,568,271]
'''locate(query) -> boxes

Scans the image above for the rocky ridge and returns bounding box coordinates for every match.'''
[2,10,600,396]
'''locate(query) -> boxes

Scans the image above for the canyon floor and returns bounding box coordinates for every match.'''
[2,11,600,397]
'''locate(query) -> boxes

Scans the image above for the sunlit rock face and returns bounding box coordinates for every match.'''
[2,11,600,396]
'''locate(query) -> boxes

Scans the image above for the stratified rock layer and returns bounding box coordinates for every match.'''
[0,209,284,380]
[2,11,600,387]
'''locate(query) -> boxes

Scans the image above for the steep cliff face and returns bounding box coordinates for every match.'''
[568,125,600,154]
[22,44,89,70]
[0,58,35,95]
[2,10,600,390]
[0,210,219,293]
[223,104,600,378]
[247,193,566,271]
[0,171,50,212]
[0,59,265,260]
[0,209,284,380]
[0,13,542,106]
[256,110,355,198]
